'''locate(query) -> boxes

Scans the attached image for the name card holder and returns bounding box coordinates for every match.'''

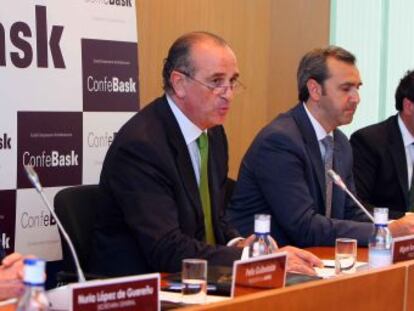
[392,234,414,263]
[47,273,160,311]
[231,252,286,297]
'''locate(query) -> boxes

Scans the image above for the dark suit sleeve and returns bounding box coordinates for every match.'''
[105,141,242,273]
[212,129,241,242]
[254,132,372,247]
[350,131,378,214]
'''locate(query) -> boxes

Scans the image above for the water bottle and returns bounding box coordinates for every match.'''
[16,258,49,311]
[368,207,392,269]
[248,214,278,257]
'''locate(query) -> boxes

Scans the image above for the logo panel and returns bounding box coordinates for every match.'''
[0,190,16,256]
[15,188,62,261]
[82,39,139,111]
[83,111,134,184]
[17,112,82,188]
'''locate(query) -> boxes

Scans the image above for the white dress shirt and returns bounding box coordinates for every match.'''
[167,95,204,185]
[303,103,334,155]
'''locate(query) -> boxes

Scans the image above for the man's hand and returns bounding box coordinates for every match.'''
[0,253,28,300]
[231,235,256,248]
[389,213,414,237]
[278,246,323,276]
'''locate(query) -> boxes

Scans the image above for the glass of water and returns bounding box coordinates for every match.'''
[181,259,207,304]
[335,238,357,275]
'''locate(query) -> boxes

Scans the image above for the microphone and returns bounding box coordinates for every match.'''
[24,165,86,283]
[327,169,374,223]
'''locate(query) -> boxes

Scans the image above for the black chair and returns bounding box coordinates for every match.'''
[54,184,103,277]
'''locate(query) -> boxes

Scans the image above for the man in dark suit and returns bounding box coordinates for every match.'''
[351,70,414,219]
[91,32,321,277]
[228,47,414,247]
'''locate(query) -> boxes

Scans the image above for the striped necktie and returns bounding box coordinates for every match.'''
[322,135,334,217]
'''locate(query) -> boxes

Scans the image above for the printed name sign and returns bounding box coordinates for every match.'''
[72,273,160,311]
[392,235,414,263]
[231,252,286,297]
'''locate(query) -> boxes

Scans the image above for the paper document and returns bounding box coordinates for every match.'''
[315,259,368,278]
[160,290,229,304]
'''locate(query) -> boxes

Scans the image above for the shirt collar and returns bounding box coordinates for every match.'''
[303,102,332,141]
[398,113,414,147]
[166,94,203,145]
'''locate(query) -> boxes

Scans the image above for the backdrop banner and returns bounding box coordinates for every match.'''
[0,0,139,260]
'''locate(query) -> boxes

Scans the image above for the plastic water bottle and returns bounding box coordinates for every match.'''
[368,207,392,269]
[248,214,278,257]
[16,258,49,311]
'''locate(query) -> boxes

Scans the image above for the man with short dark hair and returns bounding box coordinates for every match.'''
[228,46,414,247]
[351,70,414,219]
[91,32,321,276]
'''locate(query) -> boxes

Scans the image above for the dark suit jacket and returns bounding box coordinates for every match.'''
[228,103,372,247]
[350,115,408,219]
[90,96,241,277]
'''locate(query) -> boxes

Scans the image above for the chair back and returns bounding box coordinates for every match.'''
[54,184,102,273]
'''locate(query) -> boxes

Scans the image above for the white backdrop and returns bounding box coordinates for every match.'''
[0,0,139,260]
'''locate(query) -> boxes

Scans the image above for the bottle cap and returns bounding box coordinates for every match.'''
[373,207,389,225]
[23,258,46,285]
[254,214,271,234]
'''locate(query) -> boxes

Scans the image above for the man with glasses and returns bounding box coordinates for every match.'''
[91,32,321,277]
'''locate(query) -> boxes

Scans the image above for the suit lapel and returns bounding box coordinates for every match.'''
[388,116,409,206]
[157,98,202,217]
[292,104,326,204]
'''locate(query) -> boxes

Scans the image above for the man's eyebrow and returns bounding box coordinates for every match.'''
[208,72,240,79]
[340,81,363,87]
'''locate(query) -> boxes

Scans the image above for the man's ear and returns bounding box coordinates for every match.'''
[170,71,186,98]
[307,78,323,101]
[402,98,414,115]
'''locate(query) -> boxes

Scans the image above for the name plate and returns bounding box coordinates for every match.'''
[71,273,160,311]
[392,234,414,263]
[231,252,286,297]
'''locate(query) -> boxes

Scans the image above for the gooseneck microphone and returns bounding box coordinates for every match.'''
[24,165,86,283]
[327,169,375,223]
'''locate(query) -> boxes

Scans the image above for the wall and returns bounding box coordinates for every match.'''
[331,0,414,136]
[136,0,330,177]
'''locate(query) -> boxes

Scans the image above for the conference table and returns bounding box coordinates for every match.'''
[1,247,412,311]
[178,247,414,311]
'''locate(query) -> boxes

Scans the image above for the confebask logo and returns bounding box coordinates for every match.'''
[0,5,65,69]
[20,210,56,229]
[84,0,133,7]
[82,39,139,111]
[87,130,117,148]
[87,76,136,94]
[0,133,12,150]
[17,112,82,188]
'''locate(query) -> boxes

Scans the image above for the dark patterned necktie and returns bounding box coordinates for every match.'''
[322,135,334,217]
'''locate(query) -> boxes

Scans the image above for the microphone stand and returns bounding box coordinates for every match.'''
[327,169,374,223]
[24,165,86,283]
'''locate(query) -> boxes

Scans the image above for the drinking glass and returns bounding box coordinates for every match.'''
[181,259,207,304]
[335,238,357,275]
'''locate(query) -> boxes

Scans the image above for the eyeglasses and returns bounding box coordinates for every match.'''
[176,70,246,95]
